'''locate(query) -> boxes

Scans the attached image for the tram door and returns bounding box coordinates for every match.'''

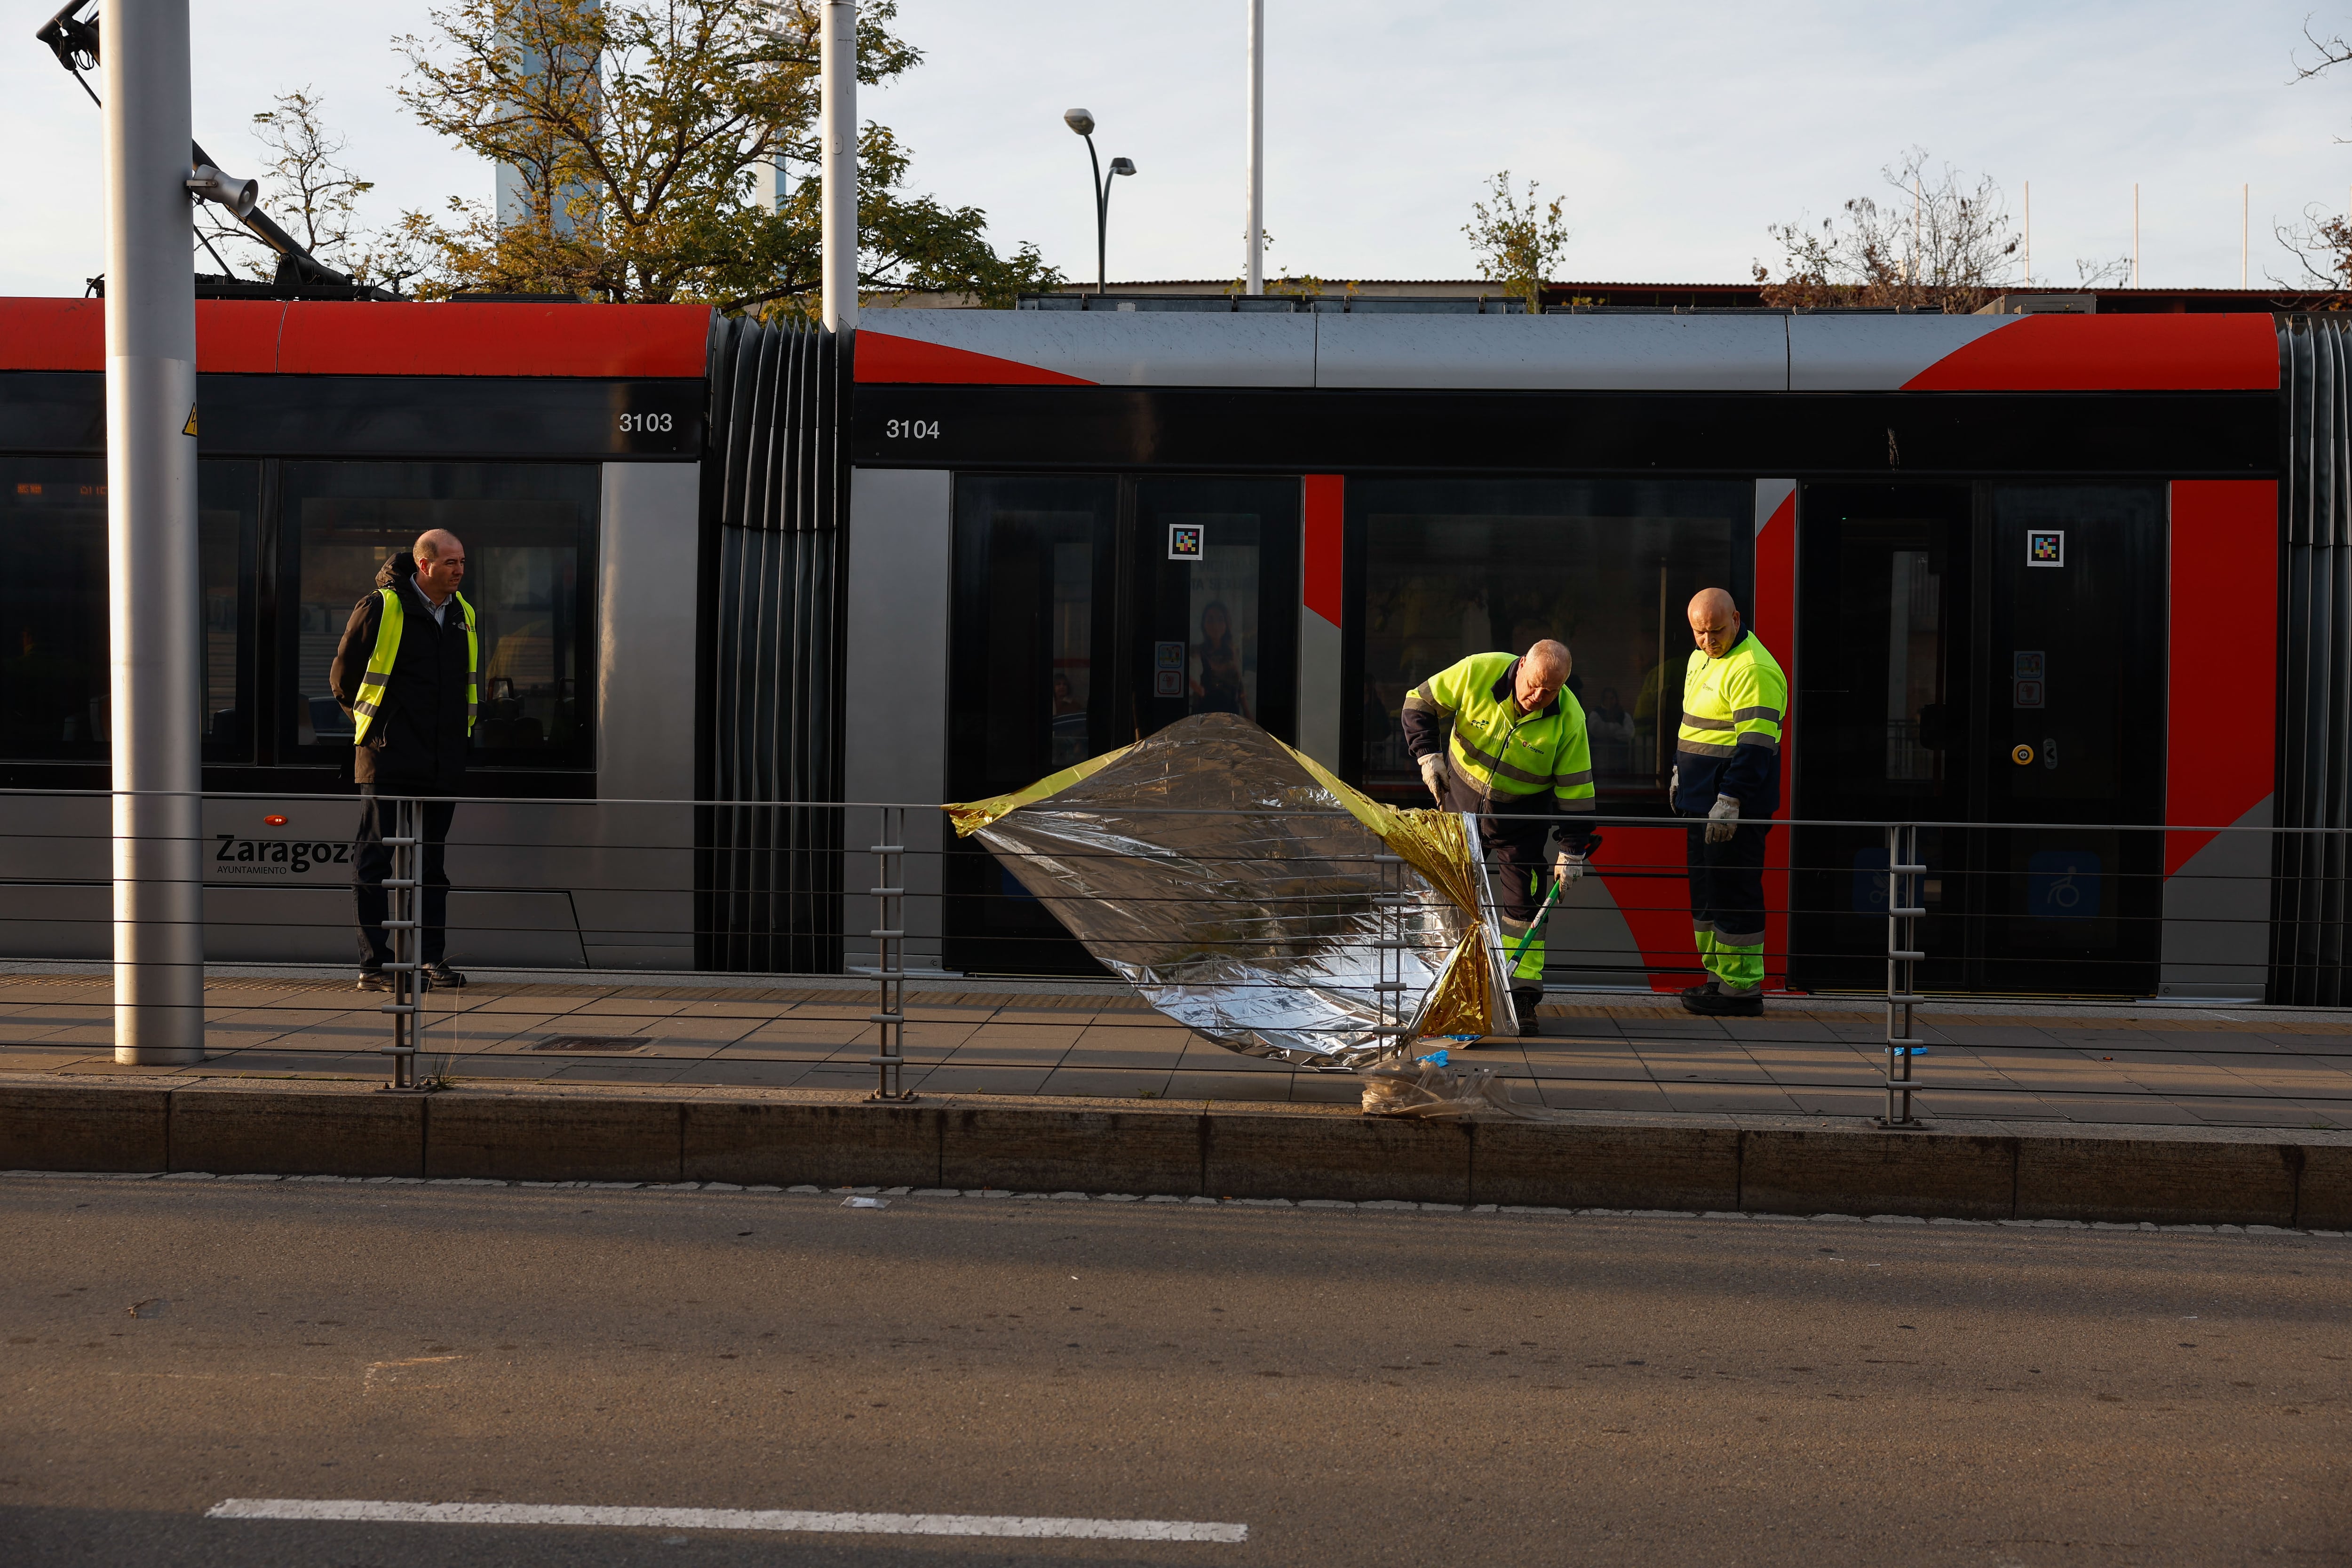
[944,475,1301,975]
[1790,484,2165,995]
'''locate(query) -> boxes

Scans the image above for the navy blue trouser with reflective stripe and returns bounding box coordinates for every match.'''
[1685,820,1768,988]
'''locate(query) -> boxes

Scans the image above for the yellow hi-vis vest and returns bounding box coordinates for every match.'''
[1403,651,1595,813]
[1675,629,1786,813]
[350,586,477,745]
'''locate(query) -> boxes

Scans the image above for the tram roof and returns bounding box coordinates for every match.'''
[854,308,2281,393]
[0,298,713,378]
[0,296,2283,393]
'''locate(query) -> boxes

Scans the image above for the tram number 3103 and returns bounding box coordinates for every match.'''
[886,418,941,440]
[619,411,676,434]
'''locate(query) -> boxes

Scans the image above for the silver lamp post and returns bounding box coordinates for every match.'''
[1063,109,1136,297]
[1245,0,1264,295]
[102,0,212,1064]
[820,0,858,332]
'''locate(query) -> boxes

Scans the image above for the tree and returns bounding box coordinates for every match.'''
[1463,172,1568,313]
[1752,150,2021,313]
[196,90,432,294]
[2279,21,2352,298]
[393,0,1060,311]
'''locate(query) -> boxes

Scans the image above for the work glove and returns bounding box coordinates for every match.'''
[1417,752,1449,807]
[1669,764,1678,796]
[1705,793,1740,845]
[1553,847,1587,886]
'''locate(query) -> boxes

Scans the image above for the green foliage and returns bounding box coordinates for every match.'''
[1463,172,1569,314]
[391,0,1059,311]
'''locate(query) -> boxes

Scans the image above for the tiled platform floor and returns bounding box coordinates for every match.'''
[4,967,2347,1128]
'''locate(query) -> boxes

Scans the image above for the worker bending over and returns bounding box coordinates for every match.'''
[1674,588,1787,1016]
[1401,640,1596,1036]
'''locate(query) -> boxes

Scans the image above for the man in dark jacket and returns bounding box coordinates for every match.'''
[329,529,477,991]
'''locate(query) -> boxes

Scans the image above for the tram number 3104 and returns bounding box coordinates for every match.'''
[619,412,676,433]
[886,418,941,440]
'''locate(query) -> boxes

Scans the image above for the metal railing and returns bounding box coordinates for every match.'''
[379,797,426,1093]
[0,787,2345,1124]
[1883,823,1924,1129]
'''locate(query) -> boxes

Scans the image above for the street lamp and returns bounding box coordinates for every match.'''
[1063,107,1136,297]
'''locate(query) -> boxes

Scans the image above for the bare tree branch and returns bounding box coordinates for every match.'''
[1752,149,2020,313]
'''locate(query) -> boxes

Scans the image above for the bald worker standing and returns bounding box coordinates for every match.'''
[1401,639,1597,1035]
[1673,589,1788,1016]
[330,530,479,993]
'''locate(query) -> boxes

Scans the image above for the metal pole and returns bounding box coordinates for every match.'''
[104,0,204,1066]
[381,797,421,1090]
[2132,183,2140,288]
[1085,134,1107,295]
[1372,852,1409,1055]
[1245,0,1264,295]
[1883,823,1926,1128]
[2022,179,2030,285]
[819,0,858,333]
[869,805,911,1100]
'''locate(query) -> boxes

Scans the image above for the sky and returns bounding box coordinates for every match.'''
[5,0,2352,297]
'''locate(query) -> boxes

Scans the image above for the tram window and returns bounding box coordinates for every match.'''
[0,456,255,763]
[281,462,596,768]
[950,476,1119,797]
[1356,479,1747,796]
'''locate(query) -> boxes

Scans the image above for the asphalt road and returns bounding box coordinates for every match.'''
[1,1177,2345,1568]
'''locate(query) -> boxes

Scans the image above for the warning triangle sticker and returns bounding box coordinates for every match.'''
[182,404,198,437]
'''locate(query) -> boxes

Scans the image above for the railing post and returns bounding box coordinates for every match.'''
[1883,821,1926,1128]
[1371,851,1412,1055]
[868,804,912,1100]
[380,795,422,1092]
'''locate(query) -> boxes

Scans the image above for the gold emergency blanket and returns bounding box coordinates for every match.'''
[946,713,1501,1067]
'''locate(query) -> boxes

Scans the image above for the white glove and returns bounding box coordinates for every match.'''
[1669,764,1679,796]
[1417,752,1448,806]
[1705,793,1740,844]
[1553,848,1586,886]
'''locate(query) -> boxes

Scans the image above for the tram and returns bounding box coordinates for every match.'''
[0,294,2342,1002]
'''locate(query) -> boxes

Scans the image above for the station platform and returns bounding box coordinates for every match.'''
[0,966,2343,1130]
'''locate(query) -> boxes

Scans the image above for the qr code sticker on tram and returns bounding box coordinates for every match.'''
[1168,524,1204,561]
[2026,529,2065,567]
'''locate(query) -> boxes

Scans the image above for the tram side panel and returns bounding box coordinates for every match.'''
[579,459,700,971]
[2159,478,2280,999]
[841,466,954,974]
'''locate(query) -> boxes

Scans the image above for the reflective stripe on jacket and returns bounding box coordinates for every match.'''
[1399,652,1595,817]
[350,586,478,745]
[1673,628,1786,815]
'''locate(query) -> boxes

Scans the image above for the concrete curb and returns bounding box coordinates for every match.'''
[0,1074,2344,1228]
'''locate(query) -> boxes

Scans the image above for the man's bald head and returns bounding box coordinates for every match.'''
[1512,639,1573,714]
[411,528,467,606]
[1687,588,1741,660]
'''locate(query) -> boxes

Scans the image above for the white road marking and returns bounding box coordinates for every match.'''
[205,1498,1248,1542]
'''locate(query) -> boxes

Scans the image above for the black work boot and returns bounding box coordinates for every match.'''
[421,962,468,990]
[1677,978,1719,1013]
[355,969,391,993]
[1685,982,1763,1018]
[1511,987,1545,1036]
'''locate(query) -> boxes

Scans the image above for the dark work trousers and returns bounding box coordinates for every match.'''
[1685,818,1771,963]
[1442,777,1553,984]
[354,785,458,970]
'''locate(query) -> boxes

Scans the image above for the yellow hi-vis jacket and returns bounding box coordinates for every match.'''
[350,585,478,745]
[1400,652,1596,825]
[1673,629,1785,815]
